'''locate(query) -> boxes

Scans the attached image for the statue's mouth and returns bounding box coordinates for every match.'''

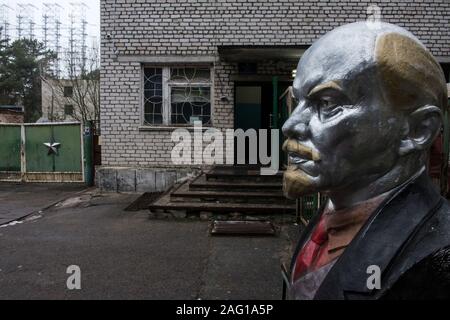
[288,153,310,165]
[282,139,321,162]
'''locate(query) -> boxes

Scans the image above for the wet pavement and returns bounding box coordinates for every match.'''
[0,187,299,300]
[0,183,88,225]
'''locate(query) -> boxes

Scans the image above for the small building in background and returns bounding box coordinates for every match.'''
[41,79,99,123]
[0,105,24,123]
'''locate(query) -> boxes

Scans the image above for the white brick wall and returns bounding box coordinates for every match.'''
[100,0,450,168]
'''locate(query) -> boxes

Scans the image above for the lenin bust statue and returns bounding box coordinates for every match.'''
[282,21,450,300]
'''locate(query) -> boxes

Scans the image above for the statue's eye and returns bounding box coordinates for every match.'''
[317,99,341,119]
[319,99,336,110]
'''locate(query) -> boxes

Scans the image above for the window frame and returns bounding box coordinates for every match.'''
[63,86,74,98]
[64,104,74,117]
[141,65,214,127]
[142,66,165,125]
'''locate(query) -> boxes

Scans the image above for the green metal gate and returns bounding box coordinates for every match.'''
[0,122,84,182]
[0,124,21,180]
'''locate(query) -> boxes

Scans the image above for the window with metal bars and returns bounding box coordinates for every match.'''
[143,66,212,126]
[143,67,163,125]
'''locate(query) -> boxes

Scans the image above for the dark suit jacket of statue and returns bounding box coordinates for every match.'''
[290,172,450,300]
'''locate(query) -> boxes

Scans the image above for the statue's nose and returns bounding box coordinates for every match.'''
[282,102,310,140]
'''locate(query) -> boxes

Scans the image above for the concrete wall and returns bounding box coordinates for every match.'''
[96,167,201,193]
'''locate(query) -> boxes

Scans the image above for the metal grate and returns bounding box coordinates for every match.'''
[171,86,211,125]
[143,67,163,125]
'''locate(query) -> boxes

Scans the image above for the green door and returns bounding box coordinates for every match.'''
[235,86,262,131]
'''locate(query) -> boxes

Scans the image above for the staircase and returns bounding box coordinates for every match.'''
[148,165,296,217]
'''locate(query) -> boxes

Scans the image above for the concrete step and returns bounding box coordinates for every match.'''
[149,191,296,214]
[205,166,283,182]
[171,182,289,203]
[190,174,282,192]
[148,167,293,217]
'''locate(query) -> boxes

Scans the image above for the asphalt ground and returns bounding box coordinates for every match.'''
[0,186,299,299]
[0,183,87,225]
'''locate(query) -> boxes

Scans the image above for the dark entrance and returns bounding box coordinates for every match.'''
[234,81,291,166]
[235,82,272,132]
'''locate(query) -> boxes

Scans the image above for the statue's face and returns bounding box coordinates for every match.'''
[282,30,406,199]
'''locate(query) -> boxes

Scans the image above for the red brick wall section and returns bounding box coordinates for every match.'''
[0,111,24,123]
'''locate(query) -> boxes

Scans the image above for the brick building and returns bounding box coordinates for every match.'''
[99,0,450,192]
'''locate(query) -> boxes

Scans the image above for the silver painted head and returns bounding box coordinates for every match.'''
[282,22,447,209]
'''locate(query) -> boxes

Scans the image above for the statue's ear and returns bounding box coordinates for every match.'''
[398,105,442,156]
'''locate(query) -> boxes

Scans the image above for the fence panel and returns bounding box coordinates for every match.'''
[25,124,82,173]
[0,122,84,182]
[0,125,21,180]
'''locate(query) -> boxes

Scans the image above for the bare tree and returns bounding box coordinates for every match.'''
[47,45,100,127]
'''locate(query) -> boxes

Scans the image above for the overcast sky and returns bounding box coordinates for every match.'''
[1,0,100,48]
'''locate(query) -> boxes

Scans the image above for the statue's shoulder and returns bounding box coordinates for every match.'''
[381,197,450,299]
[383,246,450,300]
[424,196,450,239]
[406,195,450,257]
[427,247,450,283]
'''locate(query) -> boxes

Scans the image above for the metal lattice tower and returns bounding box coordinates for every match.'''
[81,15,87,72]
[1,1,99,78]
[16,9,23,39]
[67,2,88,77]
[42,3,63,77]
[42,12,49,48]
[16,3,37,40]
[0,3,12,44]
[87,34,100,70]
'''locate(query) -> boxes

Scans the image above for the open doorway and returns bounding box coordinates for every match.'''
[234,81,291,167]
